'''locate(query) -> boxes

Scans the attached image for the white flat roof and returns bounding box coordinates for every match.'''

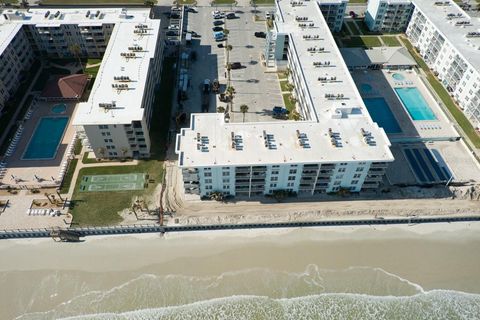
[0,8,160,125]
[176,0,393,168]
[412,0,480,73]
[177,114,393,167]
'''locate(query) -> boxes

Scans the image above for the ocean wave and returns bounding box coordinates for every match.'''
[57,290,480,320]
[11,265,430,320]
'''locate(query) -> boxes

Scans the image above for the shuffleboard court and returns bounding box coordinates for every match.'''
[80,173,147,192]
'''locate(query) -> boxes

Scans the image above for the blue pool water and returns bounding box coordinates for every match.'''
[360,83,372,93]
[23,117,69,160]
[392,73,405,81]
[395,87,437,121]
[52,103,67,114]
[363,98,402,134]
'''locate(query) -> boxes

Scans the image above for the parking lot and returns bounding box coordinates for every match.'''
[183,7,284,123]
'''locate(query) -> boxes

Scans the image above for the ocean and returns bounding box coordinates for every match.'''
[1,224,480,320]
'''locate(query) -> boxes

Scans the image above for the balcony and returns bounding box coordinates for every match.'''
[301,171,318,177]
[365,175,383,182]
[370,162,388,169]
[236,167,250,173]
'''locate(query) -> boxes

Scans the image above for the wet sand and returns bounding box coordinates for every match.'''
[1,223,480,319]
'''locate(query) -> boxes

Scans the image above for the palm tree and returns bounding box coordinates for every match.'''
[69,44,84,73]
[226,86,235,98]
[217,106,226,113]
[289,110,302,121]
[240,104,248,122]
[144,0,155,6]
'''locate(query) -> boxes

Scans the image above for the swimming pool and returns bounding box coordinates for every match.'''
[392,73,405,81]
[360,83,372,93]
[52,103,67,114]
[395,87,436,121]
[363,97,402,134]
[23,117,69,160]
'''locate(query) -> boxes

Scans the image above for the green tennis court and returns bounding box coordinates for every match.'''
[79,173,146,192]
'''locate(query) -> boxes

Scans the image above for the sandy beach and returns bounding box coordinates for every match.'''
[1,222,480,319]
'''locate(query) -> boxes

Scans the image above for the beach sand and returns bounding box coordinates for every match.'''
[1,223,480,319]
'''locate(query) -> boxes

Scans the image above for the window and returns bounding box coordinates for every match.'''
[289,169,297,174]
[335,174,343,179]
[353,174,361,178]
[222,172,230,176]
[271,176,278,182]
[222,167,230,170]
[288,176,295,181]
[287,182,294,187]
[334,181,341,185]
[272,165,280,168]
[270,183,277,188]
[104,139,113,143]
[351,180,359,185]
[271,170,279,175]
[223,185,230,190]
[340,163,347,166]
[204,168,212,171]
[98,125,108,129]
[205,185,212,190]
[222,178,229,183]
[204,172,212,177]
[356,167,364,172]
[338,168,346,173]
[290,165,298,167]
[205,179,212,184]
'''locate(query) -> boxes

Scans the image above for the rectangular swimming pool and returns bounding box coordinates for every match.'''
[363,97,402,134]
[395,87,436,121]
[23,117,69,160]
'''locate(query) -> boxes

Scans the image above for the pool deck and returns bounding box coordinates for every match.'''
[352,69,458,142]
[0,100,78,188]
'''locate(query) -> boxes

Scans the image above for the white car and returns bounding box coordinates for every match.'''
[212,10,221,16]
[186,6,198,13]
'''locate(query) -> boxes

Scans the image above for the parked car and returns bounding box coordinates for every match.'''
[212,26,224,32]
[169,12,181,19]
[349,11,357,18]
[213,20,224,26]
[186,6,198,13]
[213,31,225,41]
[190,31,201,38]
[168,25,180,30]
[265,11,272,19]
[166,30,178,36]
[213,13,225,19]
[229,62,242,69]
[226,12,236,19]
[211,10,221,16]
[254,31,266,38]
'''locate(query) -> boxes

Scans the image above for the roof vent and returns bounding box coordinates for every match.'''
[328,128,342,148]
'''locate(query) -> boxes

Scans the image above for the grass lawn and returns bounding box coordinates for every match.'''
[1,0,19,3]
[382,36,401,47]
[60,159,78,194]
[279,80,291,92]
[400,37,480,148]
[176,0,196,4]
[86,58,102,66]
[252,0,275,4]
[41,0,144,4]
[70,58,176,226]
[348,0,367,3]
[282,93,296,112]
[73,139,83,156]
[84,65,100,78]
[346,21,361,36]
[342,36,382,48]
[212,0,236,4]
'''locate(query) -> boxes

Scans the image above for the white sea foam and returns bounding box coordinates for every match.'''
[52,290,480,320]
[12,266,448,320]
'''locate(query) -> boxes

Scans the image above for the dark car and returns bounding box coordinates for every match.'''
[212,26,224,32]
[226,13,236,19]
[254,31,266,38]
[213,20,224,26]
[229,62,242,70]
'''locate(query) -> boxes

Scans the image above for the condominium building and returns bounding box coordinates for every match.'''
[0,22,35,113]
[176,0,394,198]
[318,0,348,32]
[0,8,163,158]
[406,0,480,127]
[365,0,414,32]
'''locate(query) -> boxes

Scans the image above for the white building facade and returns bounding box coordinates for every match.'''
[406,0,480,127]
[0,8,163,159]
[176,0,394,198]
[365,0,413,32]
[318,0,348,32]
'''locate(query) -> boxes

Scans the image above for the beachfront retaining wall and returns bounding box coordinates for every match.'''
[1,216,480,240]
